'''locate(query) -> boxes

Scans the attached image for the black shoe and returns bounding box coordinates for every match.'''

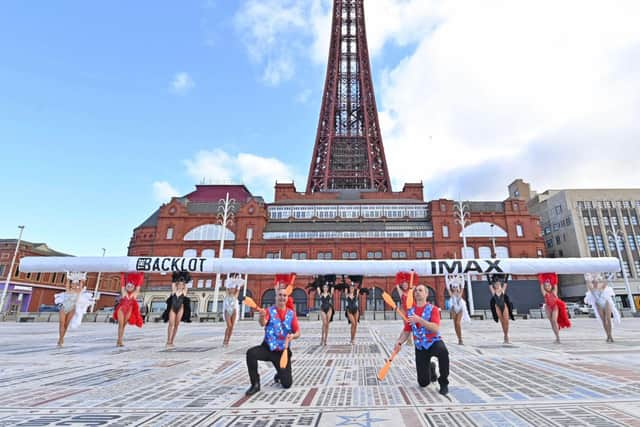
[273,374,280,384]
[439,384,448,396]
[430,362,438,383]
[245,383,260,396]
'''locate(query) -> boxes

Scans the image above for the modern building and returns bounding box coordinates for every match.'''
[510,179,640,309]
[0,239,120,312]
[129,1,544,316]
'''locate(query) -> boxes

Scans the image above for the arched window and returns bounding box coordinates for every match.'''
[461,222,508,238]
[184,224,235,241]
[292,288,308,316]
[202,249,215,258]
[262,289,275,308]
[366,287,385,311]
[495,246,510,258]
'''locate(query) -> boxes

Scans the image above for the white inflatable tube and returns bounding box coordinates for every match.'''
[19,256,620,276]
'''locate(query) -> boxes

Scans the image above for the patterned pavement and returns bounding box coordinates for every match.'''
[1,316,639,426]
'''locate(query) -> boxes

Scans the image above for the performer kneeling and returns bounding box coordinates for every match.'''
[584,273,620,343]
[488,274,515,344]
[162,271,192,349]
[393,284,449,395]
[113,272,144,347]
[55,271,94,347]
[538,272,571,343]
[245,285,301,396]
[445,274,471,345]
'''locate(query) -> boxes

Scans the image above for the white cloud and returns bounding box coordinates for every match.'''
[184,149,302,199]
[234,0,640,198]
[152,181,180,203]
[170,72,195,94]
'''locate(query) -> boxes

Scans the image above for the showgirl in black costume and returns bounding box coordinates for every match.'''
[308,275,336,346]
[340,275,368,345]
[162,271,192,349]
[488,274,514,344]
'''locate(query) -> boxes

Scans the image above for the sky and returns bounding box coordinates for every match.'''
[1,0,639,257]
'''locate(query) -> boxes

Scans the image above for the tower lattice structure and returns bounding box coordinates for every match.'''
[306,0,391,193]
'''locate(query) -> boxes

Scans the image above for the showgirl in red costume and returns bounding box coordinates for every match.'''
[539,272,571,343]
[114,272,144,347]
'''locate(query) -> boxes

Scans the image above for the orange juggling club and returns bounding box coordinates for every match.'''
[382,292,409,322]
[406,270,415,309]
[279,336,292,368]
[377,346,401,381]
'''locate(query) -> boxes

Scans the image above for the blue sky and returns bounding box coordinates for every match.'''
[1,0,639,256]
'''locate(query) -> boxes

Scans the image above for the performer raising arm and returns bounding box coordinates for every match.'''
[584,273,620,342]
[488,274,515,344]
[113,272,144,347]
[162,271,192,349]
[54,272,94,347]
[538,272,570,344]
[445,274,471,345]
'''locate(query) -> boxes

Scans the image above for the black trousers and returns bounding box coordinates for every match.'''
[415,340,449,387]
[246,341,293,388]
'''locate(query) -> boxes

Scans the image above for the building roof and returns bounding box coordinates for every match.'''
[184,185,254,203]
[0,239,71,257]
[264,221,432,232]
[138,208,161,228]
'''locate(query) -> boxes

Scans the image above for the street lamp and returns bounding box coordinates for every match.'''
[454,201,474,314]
[90,248,106,312]
[606,224,636,313]
[211,192,235,313]
[240,227,253,319]
[1,225,25,314]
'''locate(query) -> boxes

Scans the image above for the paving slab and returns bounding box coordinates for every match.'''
[1,317,639,426]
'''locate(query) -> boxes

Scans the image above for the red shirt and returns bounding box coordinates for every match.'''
[264,307,300,333]
[404,303,440,332]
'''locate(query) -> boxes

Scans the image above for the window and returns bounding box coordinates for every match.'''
[513,202,519,211]
[51,272,57,283]
[554,205,563,215]
[0,264,5,277]
[202,249,215,258]
[586,236,595,252]
[35,272,41,281]
[622,260,631,278]
[558,249,564,257]
[442,225,449,238]
[292,252,307,260]
[342,251,357,259]
[553,223,560,232]
[197,280,204,288]
[266,252,281,259]
[392,251,407,259]
[632,216,638,226]
[516,224,524,237]
[603,216,610,226]
[623,216,630,225]
[367,251,382,259]
[595,235,605,252]
[183,249,197,257]
[317,251,332,259]
[591,217,598,225]
[166,227,174,240]
[635,260,640,277]
[205,279,212,288]
[544,226,551,235]
[546,238,554,249]
[603,200,612,208]
[623,200,631,208]
[537,248,544,257]
[565,216,571,226]
[611,216,618,226]
[628,236,637,251]
[555,236,561,245]
[582,217,590,226]
[416,250,431,258]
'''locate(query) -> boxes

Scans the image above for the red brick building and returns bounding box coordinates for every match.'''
[0,239,119,312]
[129,184,544,316]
